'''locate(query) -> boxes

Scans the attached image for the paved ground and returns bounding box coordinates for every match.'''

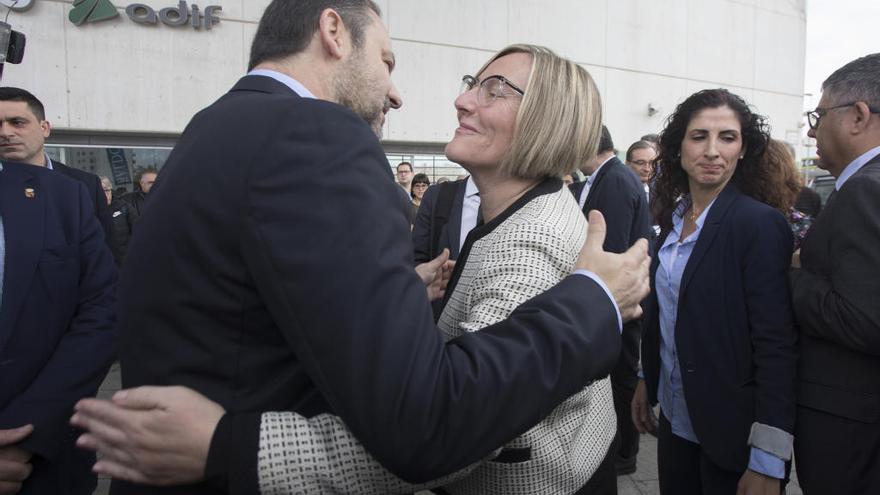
[92,365,802,495]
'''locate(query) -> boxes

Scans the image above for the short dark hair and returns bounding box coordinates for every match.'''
[134,166,159,190]
[597,125,614,154]
[640,133,660,143]
[248,0,382,71]
[822,53,880,108]
[0,87,46,120]
[625,140,655,162]
[653,89,771,233]
[396,161,412,172]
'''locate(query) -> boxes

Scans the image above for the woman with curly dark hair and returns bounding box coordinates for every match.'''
[632,89,797,494]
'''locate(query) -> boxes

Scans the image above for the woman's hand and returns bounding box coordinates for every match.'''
[631,379,657,434]
[415,249,455,301]
[737,469,781,495]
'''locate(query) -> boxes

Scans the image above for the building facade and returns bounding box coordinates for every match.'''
[5,0,806,186]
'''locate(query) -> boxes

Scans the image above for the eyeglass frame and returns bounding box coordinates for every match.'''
[460,74,525,106]
[805,101,880,130]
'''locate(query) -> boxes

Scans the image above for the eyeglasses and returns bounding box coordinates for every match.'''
[627,159,654,167]
[460,74,525,106]
[805,101,880,130]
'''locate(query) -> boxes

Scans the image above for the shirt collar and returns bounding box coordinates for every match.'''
[664,195,717,246]
[247,69,317,99]
[836,144,880,190]
[44,153,54,170]
[465,176,479,197]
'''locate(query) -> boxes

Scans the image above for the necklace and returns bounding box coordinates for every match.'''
[690,205,702,222]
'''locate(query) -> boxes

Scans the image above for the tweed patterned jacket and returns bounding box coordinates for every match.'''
[256,180,616,495]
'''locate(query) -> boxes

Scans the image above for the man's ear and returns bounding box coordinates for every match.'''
[317,8,347,60]
[852,101,875,132]
[41,119,51,139]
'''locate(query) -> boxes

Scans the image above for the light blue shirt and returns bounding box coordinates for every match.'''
[578,155,613,210]
[836,145,880,190]
[247,69,316,99]
[656,198,783,479]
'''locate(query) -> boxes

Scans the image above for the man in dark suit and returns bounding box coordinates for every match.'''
[0,87,114,250]
[412,176,479,318]
[0,161,117,494]
[572,126,653,475]
[792,53,880,494]
[70,1,649,492]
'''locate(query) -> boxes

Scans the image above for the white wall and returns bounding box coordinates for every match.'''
[5,0,806,149]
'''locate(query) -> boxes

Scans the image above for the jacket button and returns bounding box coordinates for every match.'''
[685,362,696,373]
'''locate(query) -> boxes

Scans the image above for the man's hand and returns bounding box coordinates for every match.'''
[791,249,801,268]
[71,386,225,486]
[415,248,455,301]
[631,379,657,434]
[0,425,34,495]
[737,469,780,495]
[577,210,650,321]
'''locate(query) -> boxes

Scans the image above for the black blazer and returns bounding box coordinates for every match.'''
[641,184,797,472]
[0,162,117,495]
[116,75,621,494]
[570,157,653,254]
[791,158,880,423]
[51,160,114,249]
[412,178,468,262]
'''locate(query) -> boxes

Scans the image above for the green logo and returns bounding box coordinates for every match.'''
[69,0,120,25]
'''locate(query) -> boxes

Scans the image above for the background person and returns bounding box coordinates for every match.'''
[632,89,797,495]
[409,172,430,224]
[791,53,880,495]
[396,161,413,194]
[759,139,813,250]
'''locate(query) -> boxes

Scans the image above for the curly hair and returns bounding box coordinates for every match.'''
[759,139,803,214]
[651,89,772,233]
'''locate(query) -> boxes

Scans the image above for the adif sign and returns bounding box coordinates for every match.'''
[125,1,221,30]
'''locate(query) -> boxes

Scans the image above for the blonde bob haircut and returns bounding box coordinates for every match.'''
[475,44,603,179]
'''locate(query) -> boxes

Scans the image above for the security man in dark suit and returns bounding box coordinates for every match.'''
[0,87,114,249]
[793,53,880,494]
[0,161,117,494]
[572,126,653,475]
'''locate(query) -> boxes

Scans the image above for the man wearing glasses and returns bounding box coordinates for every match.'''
[792,53,880,494]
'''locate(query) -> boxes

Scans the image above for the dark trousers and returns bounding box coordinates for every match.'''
[611,321,641,464]
[656,413,744,495]
[796,405,880,495]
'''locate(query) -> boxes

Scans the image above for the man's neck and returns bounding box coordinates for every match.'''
[581,151,614,176]
[252,58,330,101]
[30,151,48,167]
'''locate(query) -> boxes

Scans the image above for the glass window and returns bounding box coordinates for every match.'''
[46,145,172,193]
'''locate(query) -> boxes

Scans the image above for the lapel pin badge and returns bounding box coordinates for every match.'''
[24,187,35,199]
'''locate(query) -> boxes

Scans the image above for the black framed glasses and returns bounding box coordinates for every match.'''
[460,74,525,106]
[805,101,880,130]
[627,159,654,167]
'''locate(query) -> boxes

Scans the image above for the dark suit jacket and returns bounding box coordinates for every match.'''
[570,157,652,254]
[791,158,880,424]
[0,161,117,495]
[412,178,468,263]
[571,158,653,391]
[51,160,114,250]
[116,75,621,494]
[641,184,797,472]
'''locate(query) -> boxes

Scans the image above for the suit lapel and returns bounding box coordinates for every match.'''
[584,160,613,210]
[0,165,45,347]
[679,184,738,295]
[447,181,466,259]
